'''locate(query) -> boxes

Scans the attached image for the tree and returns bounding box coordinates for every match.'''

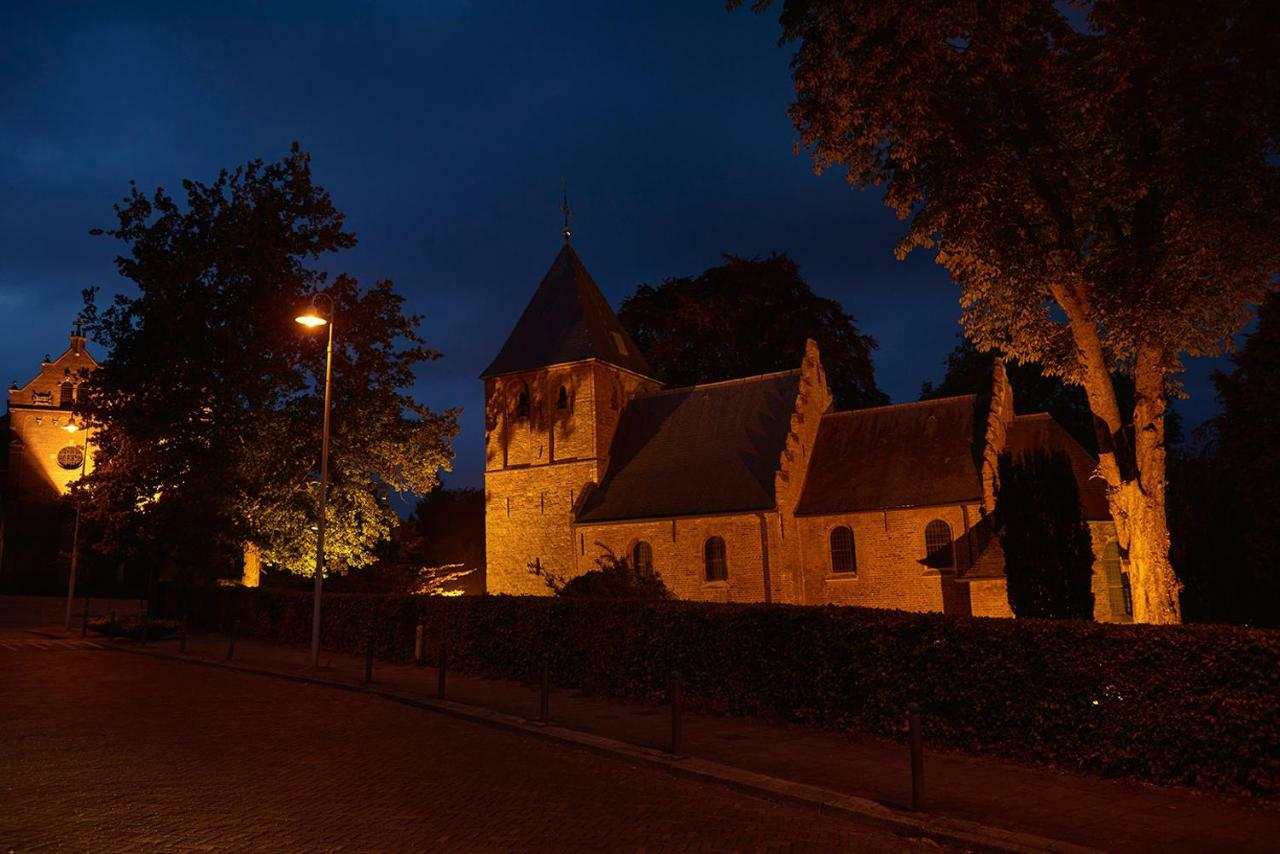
[528,547,673,600]
[743,0,1280,622]
[78,145,458,583]
[1170,292,1280,627]
[997,449,1096,619]
[618,253,886,409]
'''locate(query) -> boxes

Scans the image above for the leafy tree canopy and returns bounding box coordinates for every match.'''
[619,253,886,409]
[78,145,457,582]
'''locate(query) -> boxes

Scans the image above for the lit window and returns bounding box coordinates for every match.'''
[830,526,856,574]
[704,536,727,582]
[924,520,954,570]
[633,541,653,573]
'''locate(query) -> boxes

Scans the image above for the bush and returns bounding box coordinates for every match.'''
[88,615,180,641]
[183,588,1280,798]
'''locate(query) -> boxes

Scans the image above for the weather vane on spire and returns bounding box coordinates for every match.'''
[561,177,572,244]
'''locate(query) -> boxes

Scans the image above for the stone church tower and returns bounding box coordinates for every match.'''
[482,242,658,594]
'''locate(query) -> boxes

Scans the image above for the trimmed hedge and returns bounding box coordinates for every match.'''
[184,589,1280,798]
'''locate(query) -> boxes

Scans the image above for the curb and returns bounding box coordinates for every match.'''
[103,642,1097,854]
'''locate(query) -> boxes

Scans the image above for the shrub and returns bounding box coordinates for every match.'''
[183,588,1280,798]
[88,615,180,641]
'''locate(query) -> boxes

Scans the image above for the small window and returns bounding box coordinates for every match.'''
[556,385,568,410]
[704,536,727,582]
[60,381,74,408]
[830,526,856,574]
[924,519,954,570]
[633,541,653,573]
[514,384,530,420]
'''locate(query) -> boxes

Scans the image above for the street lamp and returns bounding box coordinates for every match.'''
[296,293,334,669]
[62,419,90,632]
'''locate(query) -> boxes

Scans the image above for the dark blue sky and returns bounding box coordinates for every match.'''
[1,1,1229,488]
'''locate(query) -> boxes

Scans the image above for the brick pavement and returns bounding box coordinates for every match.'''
[0,643,942,852]
[134,629,1280,853]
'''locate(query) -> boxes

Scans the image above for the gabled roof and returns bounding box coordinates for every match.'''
[482,244,652,379]
[795,395,983,515]
[1005,414,1111,521]
[576,371,801,523]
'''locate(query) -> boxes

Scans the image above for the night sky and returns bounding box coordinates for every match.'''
[1,1,1231,489]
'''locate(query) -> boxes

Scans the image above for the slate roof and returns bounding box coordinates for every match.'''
[482,244,653,379]
[1005,414,1111,520]
[576,371,801,523]
[795,395,983,516]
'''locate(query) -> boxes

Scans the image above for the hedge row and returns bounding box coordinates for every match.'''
[183,588,1280,798]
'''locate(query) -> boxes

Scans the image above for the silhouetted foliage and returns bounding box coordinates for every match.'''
[997,450,1095,619]
[529,547,672,600]
[1170,293,1280,627]
[619,253,886,409]
[397,486,485,574]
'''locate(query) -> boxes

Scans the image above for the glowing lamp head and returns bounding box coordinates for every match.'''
[62,421,80,433]
[295,313,327,328]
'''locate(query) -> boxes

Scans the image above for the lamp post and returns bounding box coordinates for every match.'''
[296,293,334,669]
[62,419,90,632]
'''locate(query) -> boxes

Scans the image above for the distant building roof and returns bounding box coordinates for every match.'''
[1005,413,1111,521]
[577,370,801,523]
[795,395,983,515]
[482,244,653,379]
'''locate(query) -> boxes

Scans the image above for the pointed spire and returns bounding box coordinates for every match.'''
[561,177,572,244]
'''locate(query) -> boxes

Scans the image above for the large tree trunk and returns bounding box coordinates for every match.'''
[1051,283,1183,623]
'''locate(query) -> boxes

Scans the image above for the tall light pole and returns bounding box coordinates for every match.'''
[296,293,334,669]
[62,419,90,631]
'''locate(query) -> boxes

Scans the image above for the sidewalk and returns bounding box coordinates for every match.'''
[45,626,1280,853]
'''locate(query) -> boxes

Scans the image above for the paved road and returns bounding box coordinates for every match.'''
[0,641,942,852]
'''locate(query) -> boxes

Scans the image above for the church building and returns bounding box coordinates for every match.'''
[483,242,1133,621]
[1,330,98,576]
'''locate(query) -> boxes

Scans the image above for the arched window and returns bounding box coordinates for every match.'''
[633,541,653,573]
[924,520,954,570]
[556,385,568,410]
[513,384,530,420]
[829,526,856,574]
[704,536,727,582]
[60,381,74,408]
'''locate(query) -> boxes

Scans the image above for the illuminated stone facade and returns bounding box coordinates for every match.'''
[484,245,1129,621]
[1,332,98,574]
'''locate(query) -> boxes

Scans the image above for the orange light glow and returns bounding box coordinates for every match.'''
[62,422,80,433]
[295,313,328,328]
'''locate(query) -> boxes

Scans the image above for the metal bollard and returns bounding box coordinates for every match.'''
[364,627,376,685]
[108,611,116,642]
[908,702,924,810]
[670,671,683,757]
[180,613,189,654]
[414,620,425,667]
[226,618,239,661]
[539,659,550,724]
[81,598,90,638]
[437,642,448,699]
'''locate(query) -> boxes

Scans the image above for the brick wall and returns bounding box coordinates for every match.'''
[484,360,659,596]
[793,503,985,612]
[574,512,777,603]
